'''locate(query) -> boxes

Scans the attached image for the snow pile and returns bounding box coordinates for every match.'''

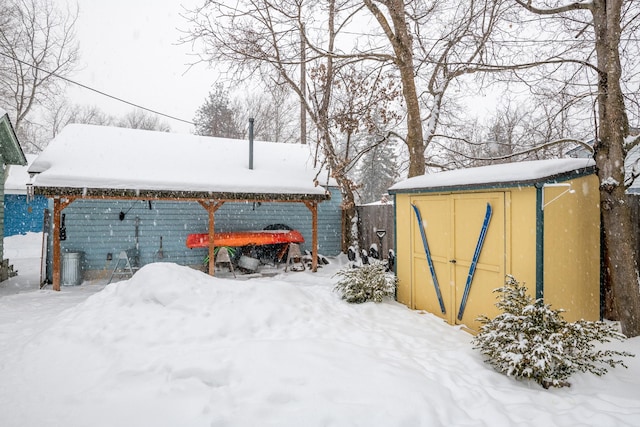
[0,232,43,295]
[0,250,639,426]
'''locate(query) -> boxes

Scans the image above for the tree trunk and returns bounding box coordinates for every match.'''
[593,0,640,336]
[339,183,357,253]
[388,0,424,178]
[363,0,425,178]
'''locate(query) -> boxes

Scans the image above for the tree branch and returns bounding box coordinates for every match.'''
[513,0,593,15]
[435,136,592,161]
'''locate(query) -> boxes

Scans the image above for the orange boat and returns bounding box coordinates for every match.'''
[186,230,304,248]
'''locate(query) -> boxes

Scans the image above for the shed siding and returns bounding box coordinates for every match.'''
[507,187,537,293]
[55,187,342,277]
[0,167,4,259]
[4,194,48,236]
[394,194,412,307]
[543,174,600,322]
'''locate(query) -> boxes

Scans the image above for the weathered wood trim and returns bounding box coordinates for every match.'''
[304,201,319,272]
[34,187,330,202]
[197,200,225,275]
[52,197,75,291]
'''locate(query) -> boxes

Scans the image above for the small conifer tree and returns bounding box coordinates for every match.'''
[333,261,396,303]
[473,275,633,389]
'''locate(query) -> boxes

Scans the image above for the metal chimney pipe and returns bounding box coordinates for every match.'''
[249,117,254,170]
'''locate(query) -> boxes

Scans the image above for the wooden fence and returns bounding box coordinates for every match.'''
[356,203,395,257]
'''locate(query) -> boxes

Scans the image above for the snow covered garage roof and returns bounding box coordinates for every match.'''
[6,154,37,195]
[29,124,330,201]
[389,158,596,193]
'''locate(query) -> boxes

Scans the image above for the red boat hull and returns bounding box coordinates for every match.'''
[186,230,304,248]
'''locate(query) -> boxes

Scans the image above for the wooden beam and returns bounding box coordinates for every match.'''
[208,205,215,276]
[304,201,319,272]
[198,200,225,276]
[34,187,329,204]
[51,197,74,291]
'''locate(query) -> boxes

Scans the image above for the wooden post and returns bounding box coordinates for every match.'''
[198,200,225,276]
[52,197,73,291]
[208,204,215,275]
[52,198,61,291]
[304,201,319,272]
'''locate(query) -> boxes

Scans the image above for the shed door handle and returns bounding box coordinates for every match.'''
[449,259,456,264]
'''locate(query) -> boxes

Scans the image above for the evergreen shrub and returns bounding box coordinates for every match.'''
[333,261,396,303]
[473,275,633,389]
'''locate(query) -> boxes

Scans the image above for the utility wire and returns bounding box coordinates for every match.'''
[0,51,197,126]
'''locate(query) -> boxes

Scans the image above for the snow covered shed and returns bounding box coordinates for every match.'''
[388,158,600,332]
[29,124,341,291]
[0,108,28,279]
[4,154,48,236]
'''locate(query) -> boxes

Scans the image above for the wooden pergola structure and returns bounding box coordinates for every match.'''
[35,187,329,291]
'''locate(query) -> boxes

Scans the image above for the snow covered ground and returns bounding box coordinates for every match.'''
[1,232,639,427]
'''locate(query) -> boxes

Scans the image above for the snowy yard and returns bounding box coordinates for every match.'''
[1,233,639,427]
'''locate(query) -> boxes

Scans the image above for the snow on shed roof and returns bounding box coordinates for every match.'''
[389,158,596,193]
[29,124,330,198]
[5,154,38,194]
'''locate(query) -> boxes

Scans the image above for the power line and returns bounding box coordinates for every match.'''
[0,51,197,126]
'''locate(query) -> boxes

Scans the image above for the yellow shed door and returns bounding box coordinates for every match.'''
[410,192,505,330]
[410,196,452,318]
[452,193,505,330]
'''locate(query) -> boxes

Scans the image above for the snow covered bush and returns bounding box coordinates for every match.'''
[473,275,633,389]
[333,261,396,303]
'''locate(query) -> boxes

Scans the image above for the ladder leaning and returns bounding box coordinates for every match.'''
[107,250,138,284]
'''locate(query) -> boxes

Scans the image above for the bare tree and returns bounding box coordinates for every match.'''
[183,0,403,250]
[360,0,506,177]
[361,0,424,177]
[44,99,117,138]
[118,109,171,132]
[511,0,640,336]
[182,0,504,248]
[426,75,600,173]
[230,84,299,143]
[193,83,244,138]
[0,0,79,147]
[65,104,116,128]
[45,101,171,138]
[357,135,399,204]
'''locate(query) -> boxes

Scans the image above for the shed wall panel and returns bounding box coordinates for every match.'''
[4,194,49,236]
[53,187,342,279]
[395,194,412,306]
[0,168,4,260]
[543,175,600,321]
[507,188,537,291]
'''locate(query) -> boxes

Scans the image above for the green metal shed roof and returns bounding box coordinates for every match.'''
[0,111,27,166]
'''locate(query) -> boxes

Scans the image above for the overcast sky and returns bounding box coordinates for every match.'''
[57,0,214,134]
[55,0,499,136]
